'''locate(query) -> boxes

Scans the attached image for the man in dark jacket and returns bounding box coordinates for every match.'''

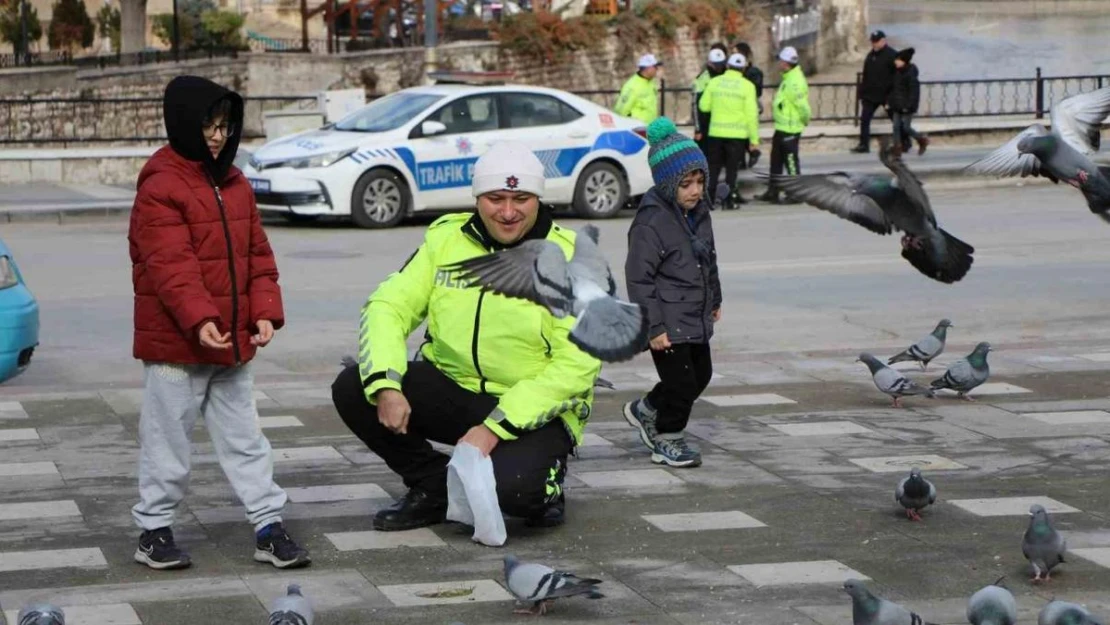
[888,47,929,155]
[128,75,310,571]
[735,42,764,167]
[852,30,898,153]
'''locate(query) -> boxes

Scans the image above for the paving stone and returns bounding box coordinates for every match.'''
[1021,410,1110,425]
[0,428,39,442]
[2,603,141,625]
[0,461,59,477]
[0,499,81,521]
[847,454,969,473]
[0,401,28,419]
[325,529,447,551]
[376,579,513,607]
[579,433,614,447]
[726,560,870,587]
[242,569,392,610]
[948,496,1081,517]
[272,446,347,463]
[1070,547,1110,569]
[937,382,1032,396]
[0,548,107,572]
[702,393,798,407]
[576,469,685,488]
[285,483,390,503]
[768,422,876,436]
[258,416,305,429]
[1076,352,1110,362]
[642,510,767,532]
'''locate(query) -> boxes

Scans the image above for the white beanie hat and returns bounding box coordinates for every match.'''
[707,49,727,64]
[472,142,545,198]
[727,53,747,69]
[779,46,799,64]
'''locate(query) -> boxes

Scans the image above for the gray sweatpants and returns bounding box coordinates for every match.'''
[131,362,287,533]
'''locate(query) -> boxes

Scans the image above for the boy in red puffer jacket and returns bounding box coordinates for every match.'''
[127,75,309,571]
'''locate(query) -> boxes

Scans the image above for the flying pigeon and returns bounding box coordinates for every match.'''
[1039,600,1105,625]
[895,467,936,521]
[440,224,649,362]
[888,319,953,371]
[1023,504,1067,583]
[503,554,604,616]
[16,604,65,625]
[967,578,1017,625]
[761,140,974,283]
[858,352,935,407]
[268,583,314,625]
[930,342,991,401]
[965,86,1110,222]
[843,579,938,625]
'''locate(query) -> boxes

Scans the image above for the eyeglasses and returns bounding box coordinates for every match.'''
[202,122,236,138]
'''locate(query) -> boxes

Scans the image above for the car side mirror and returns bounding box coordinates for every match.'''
[421,120,448,137]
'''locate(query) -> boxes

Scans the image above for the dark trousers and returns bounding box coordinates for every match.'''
[331,362,571,518]
[769,130,800,176]
[645,343,713,434]
[707,137,749,192]
[858,99,883,148]
[892,112,920,150]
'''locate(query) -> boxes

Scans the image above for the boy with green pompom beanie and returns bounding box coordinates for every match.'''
[622,116,723,470]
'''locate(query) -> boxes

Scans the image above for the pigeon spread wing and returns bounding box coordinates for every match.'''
[441,240,574,313]
[881,143,936,226]
[964,125,1051,179]
[569,224,617,296]
[766,172,894,235]
[1052,86,1110,155]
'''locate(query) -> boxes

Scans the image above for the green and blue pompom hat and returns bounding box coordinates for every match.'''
[645,117,709,202]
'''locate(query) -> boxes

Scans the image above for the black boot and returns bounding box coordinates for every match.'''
[525,495,565,528]
[373,488,448,531]
[850,144,869,154]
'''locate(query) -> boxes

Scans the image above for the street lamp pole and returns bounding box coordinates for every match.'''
[19,0,29,66]
[423,0,436,74]
[172,0,181,60]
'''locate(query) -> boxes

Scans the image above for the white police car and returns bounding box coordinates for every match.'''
[243,83,653,228]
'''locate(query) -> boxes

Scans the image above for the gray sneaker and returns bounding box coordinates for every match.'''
[622,398,658,451]
[651,434,702,468]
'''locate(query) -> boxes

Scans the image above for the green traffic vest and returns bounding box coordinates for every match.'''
[698,69,760,143]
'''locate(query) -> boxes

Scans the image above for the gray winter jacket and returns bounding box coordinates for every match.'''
[624,187,722,346]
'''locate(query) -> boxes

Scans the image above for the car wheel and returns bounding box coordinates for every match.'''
[351,169,410,229]
[573,161,628,219]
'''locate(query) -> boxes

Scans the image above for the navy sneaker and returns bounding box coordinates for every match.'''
[622,398,658,451]
[134,527,191,570]
[651,434,702,468]
[254,522,311,569]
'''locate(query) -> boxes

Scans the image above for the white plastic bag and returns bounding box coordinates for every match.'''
[446,442,507,546]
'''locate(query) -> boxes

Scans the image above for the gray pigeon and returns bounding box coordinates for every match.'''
[1023,504,1067,583]
[441,224,649,362]
[1039,600,1105,625]
[965,87,1110,222]
[930,342,991,401]
[15,604,64,625]
[268,583,314,625]
[895,467,936,521]
[858,352,935,408]
[967,577,1017,625]
[762,140,974,283]
[888,319,952,370]
[503,554,604,616]
[843,579,937,625]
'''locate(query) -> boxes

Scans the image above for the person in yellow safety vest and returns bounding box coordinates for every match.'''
[758,46,811,204]
[615,53,663,125]
[698,52,760,209]
[692,44,729,156]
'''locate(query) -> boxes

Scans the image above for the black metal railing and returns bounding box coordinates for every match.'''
[246,38,331,54]
[0,47,243,70]
[0,95,318,145]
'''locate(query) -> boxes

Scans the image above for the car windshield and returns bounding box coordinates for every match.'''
[333,92,444,132]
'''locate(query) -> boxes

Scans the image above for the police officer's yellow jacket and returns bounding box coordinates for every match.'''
[772,65,811,134]
[357,211,602,444]
[614,73,659,125]
[698,69,760,145]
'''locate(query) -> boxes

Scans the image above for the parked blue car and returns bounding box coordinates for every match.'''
[0,237,39,382]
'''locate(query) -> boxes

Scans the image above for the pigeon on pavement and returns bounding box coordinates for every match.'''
[967,578,1017,625]
[1039,600,1105,625]
[1023,504,1067,583]
[896,467,937,521]
[761,140,974,283]
[503,554,604,616]
[843,579,938,625]
[930,342,991,401]
[268,583,314,625]
[888,319,953,370]
[858,352,936,407]
[441,224,649,363]
[965,86,1110,222]
[15,604,65,625]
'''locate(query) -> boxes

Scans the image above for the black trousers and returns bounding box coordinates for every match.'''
[858,99,882,148]
[707,137,749,192]
[769,130,801,176]
[892,111,920,150]
[645,343,713,434]
[331,362,571,518]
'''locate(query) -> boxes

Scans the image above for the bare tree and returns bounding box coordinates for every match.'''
[119,0,145,52]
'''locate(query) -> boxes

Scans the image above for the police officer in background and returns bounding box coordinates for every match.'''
[698,52,760,209]
[692,44,729,156]
[615,54,663,125]
[734,41,764,167]
[757,46,810,204]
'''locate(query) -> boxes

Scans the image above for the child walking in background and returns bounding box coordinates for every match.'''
[890,47,929,155]
[623,117,723,468]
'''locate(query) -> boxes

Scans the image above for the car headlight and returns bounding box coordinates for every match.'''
[282,148,357,170]
[0,256,19,290]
